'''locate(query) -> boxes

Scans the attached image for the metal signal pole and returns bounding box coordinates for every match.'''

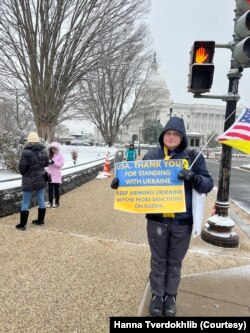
[191,0,250,247]
[201,70,241,248]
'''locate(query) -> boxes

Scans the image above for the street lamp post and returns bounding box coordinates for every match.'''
[169,108,173,118]
[201,70,240,248]
[199,0,250,248]
[189,2,250,248]
[119,126,123,145]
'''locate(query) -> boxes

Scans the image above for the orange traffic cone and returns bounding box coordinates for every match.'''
[96,154,111,179]
[103,155,110,174]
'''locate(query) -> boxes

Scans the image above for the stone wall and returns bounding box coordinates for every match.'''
[0,159,114,218]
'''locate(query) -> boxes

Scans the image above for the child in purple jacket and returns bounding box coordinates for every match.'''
[46,142,65,208]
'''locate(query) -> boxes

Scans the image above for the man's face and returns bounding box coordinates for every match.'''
[163,130,182,150]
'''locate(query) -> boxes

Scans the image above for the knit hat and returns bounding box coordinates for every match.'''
[27,132,40,143]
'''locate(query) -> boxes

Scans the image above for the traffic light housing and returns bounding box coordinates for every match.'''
[188,41,215,94]
[232,0,250,68]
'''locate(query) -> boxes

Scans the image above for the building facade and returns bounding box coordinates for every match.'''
[122,55,231,148]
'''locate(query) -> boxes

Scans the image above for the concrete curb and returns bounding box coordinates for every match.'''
[229,207,250,238]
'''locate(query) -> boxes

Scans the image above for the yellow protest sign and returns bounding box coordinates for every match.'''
[114,159,186,213]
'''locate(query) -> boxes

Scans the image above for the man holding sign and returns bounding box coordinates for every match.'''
[111,117,213,317]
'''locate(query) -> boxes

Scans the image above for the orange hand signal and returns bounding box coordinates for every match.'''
[195,47,208,64]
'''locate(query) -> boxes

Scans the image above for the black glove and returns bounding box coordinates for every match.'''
[111,177,119,189]
[49,159,54,164]
[178,169,196,183]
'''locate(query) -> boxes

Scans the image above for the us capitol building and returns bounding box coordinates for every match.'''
[122,54,230,149]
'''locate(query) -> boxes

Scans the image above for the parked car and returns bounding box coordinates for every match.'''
[71,140,91,146]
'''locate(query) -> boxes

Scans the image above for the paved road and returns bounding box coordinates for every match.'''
[207,160,250,214]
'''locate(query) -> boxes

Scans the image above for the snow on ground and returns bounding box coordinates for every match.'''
[0,145,118,189]
[58,144,117,168]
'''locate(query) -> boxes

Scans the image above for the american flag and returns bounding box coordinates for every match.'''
[216,108,250,155]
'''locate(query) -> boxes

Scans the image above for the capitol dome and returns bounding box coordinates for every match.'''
[146,53,169,91]
[122,53,171,143]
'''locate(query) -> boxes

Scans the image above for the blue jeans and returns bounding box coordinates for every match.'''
[21,189,46,211]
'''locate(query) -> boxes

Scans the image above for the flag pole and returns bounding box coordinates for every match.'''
[189,131,217,169]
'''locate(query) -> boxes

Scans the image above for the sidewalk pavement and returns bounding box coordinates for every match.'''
[0,177,249,333]
[139,189,250,317]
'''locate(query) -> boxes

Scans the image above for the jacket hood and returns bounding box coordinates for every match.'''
[47,141,61,151]
[158,116,187,151]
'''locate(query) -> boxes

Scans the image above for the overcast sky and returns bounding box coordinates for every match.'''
[68,0,249,133]
[147,0,250,108]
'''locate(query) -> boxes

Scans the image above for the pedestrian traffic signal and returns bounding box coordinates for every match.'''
[232,0,250,68]
[188,41,215,94]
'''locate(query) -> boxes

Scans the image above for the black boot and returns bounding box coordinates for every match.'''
[163,294,176,317]
[32,208,46,225]
[16,211,29,230]
[149,295,164,317]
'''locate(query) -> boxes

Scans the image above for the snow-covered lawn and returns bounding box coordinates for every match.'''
[0,145,118,182]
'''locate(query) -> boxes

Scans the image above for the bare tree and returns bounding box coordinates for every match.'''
[0,99,13,131]
[79,24,155,146]
[0,82,34,131]
[142,119,163,144]
[12,90,34,131]
[0,0,149,141]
